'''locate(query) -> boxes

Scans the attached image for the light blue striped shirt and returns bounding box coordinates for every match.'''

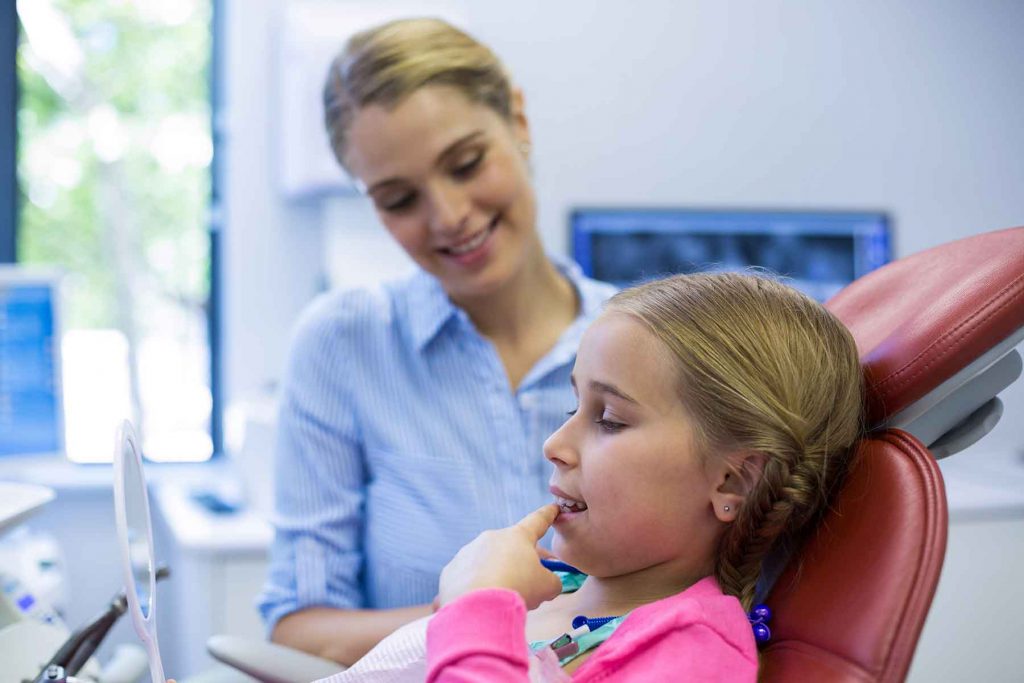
[257,257,616,629]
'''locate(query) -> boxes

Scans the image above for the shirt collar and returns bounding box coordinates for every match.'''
[405,254,611,353]
[406,269,459,352]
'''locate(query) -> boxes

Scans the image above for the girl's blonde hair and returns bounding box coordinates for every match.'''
[323,18,514,168]
[608,273,864,610]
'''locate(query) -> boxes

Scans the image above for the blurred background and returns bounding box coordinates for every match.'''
[0,0,1022,680]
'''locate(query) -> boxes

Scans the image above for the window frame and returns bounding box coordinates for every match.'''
[1,0,15,264]
[3,0,225,459]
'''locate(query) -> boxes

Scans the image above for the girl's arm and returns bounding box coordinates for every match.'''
[425,505,565,681]
[426,589,534,682]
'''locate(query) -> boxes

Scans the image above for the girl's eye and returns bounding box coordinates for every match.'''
[595,418,626,433]
[451,151,484,179]
[566,409,578,417]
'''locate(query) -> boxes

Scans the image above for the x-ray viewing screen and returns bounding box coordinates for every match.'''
[571,209,891,302]
[0,281,61,456]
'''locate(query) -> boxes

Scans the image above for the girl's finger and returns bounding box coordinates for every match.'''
[516,503,560,540]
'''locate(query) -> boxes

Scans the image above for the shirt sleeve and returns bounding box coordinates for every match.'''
[257,300,368,631]
[426,589,532,683]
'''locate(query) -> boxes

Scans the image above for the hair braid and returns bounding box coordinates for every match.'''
[716,455,826,610]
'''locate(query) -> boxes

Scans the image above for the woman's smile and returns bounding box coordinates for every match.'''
[437,214,500,267]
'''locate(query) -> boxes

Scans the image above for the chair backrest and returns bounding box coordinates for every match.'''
[828,226,1024,452]
[759,429,947,682]
[761,227,1024,682]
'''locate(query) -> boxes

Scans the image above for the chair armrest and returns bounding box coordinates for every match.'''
[206,635,346,683]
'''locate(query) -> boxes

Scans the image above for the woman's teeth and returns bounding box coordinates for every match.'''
[448,228,490,255]
[555,496,588,512]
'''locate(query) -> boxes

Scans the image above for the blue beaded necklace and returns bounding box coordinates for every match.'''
[528,559,628,666]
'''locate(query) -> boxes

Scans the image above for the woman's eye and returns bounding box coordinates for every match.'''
[379,192,416,212]
[565,409,578,419]
[451,151,484,179]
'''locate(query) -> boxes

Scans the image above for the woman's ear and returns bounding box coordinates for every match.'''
[710,451,766,523]
[510,87,531,151]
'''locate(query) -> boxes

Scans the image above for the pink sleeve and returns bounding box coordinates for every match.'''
[426,588,532,683]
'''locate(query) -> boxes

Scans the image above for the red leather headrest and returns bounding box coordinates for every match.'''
[826,227,1024,426]
[760,430,947,682]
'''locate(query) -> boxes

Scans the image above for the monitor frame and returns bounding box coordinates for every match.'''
[570,206,893,296]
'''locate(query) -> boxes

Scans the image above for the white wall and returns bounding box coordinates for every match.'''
[221,0,328,407]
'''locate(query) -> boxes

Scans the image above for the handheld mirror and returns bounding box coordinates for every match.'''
[113,420,166,682]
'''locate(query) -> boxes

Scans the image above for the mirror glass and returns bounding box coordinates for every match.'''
[121,437,153,618]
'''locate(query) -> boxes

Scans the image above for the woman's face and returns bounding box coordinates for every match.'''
[544,312,726,581]
[343,85,538,302]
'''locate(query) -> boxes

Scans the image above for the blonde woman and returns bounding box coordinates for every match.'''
[258,19,616,664]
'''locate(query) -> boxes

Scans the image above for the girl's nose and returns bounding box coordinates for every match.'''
[543,417,579,469]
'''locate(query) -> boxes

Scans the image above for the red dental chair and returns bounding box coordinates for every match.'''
[760,226,1024,682]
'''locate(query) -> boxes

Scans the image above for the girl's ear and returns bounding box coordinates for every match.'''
[710,451,767,523]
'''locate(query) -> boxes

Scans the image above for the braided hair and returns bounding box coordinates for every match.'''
[608,273,863,611]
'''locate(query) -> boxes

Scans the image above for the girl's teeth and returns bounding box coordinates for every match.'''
[555,495,588,512]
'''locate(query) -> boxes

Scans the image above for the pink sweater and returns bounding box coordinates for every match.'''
[425,576,757,682]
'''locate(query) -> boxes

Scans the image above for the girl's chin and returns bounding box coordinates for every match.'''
[551,538,586,572]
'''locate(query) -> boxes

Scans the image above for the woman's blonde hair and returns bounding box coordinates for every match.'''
[608,273,864,611]
[323,18,514,168]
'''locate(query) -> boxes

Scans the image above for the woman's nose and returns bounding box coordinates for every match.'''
[543,418,579,468]
[427,181,470,236]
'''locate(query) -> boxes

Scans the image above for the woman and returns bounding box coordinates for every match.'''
[257,18,616,664]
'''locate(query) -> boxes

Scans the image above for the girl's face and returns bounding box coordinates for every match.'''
[544,312,728,581]
[343,85,539,302]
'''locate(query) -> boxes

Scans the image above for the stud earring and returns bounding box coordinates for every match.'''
[724,505,731,512]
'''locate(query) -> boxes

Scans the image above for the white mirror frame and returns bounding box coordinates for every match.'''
[113,419,166,682]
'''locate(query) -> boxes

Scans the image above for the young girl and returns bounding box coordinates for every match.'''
[425,272,864,681]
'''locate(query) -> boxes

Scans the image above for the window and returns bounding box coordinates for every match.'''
[10,0,219,463]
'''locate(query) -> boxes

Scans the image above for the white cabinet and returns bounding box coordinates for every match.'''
[151,484,272,678]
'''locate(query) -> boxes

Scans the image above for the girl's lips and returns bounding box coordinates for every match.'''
[554,508,585,524]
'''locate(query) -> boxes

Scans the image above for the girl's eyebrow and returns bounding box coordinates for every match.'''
[365,131,485,195]
[570,374,639,405]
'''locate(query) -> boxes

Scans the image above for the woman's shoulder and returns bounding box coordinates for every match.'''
[292,273,425,341]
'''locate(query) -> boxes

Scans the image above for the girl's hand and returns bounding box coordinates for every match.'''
[438,504,563,610]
